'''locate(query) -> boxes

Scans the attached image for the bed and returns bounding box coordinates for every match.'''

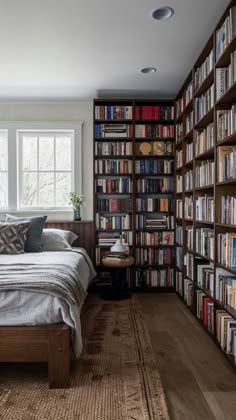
[0,220,96,388]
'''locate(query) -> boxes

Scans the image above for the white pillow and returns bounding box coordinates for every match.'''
[41,229,78,251]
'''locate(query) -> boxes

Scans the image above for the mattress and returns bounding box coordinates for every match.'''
[0,248,96,357]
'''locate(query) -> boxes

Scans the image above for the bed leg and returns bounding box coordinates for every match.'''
[48,325,70,389]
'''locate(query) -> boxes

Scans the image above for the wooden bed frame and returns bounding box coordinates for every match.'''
[0,220,94,389]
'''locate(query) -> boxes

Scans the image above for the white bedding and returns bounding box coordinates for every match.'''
[0,248,96,357]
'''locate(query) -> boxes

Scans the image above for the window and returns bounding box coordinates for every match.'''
[0,121,82,212]
[0,130,8,208]
[18,130,74,208]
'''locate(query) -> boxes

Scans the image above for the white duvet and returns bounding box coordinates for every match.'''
[0,248,96,357]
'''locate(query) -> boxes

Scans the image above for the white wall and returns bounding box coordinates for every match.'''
[0,101,94,220]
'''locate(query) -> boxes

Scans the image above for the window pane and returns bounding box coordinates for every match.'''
[0,130,8,171]
[39,173,54,206]
[39,137,54,171]
[22,136,37,171]
[55,172,72,206]
[22,173,38,206]
[0,172,8,207]
[56,136,72,171]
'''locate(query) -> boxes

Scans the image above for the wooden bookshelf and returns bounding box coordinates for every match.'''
[93,98,175,290]
[174,0,236,368]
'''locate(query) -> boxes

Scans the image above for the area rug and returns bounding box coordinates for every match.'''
[0,296,169,420]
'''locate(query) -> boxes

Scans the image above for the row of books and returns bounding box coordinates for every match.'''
[135,124,174,138]
[135,215,174,230]
[134,105,174,121]
[95,105,133,120]
[95,177,132,193]
[176,150,183,168]
[196,262,214,297]
[184,196,193,220]
[96,198,132,212]
[218,232,236,269]
[186,227,194,250]
[195,123,214,156]
[216,50,236,101]
[195,195,214,223]
[217,105,236,142]
[135,247,173,265]
[176,247,183,270]
[184,169,193,191]
[184,278,194,309]
[136,197,172,212]
[176,225,183,245]
[175,123,183,144]
[186,111,193,134]
[221,195,236,225]
[215,5,236,61]
[176,271,183,294]
[136,178,173,193]
[186,142,193,163]
[95,124,133,138]
[196,291,214,334]
[196,228,214,260]
[195,160,215,188]
[97,231,133,247]
[195,84,214,124]
[176,200,183,218]
[185,252,194,279]
[135,159,173,175]
[135,268,174,288]
[95,214,131,230]
[217,272,236,311]
[217,146,236,181]
[216,310,236,362]
[136,141,173,156]
[136,231,174,246]
[95,159,132,175]
[95,142,132,156]
[176,80,193,118]
[195,49,214,92]
[176,174,183,193]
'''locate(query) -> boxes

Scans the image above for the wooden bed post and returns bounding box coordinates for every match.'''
[48,324,70,389]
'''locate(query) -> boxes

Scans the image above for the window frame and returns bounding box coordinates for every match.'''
[0,121,83,214]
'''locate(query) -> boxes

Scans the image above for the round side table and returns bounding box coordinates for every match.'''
[101,256,134,300]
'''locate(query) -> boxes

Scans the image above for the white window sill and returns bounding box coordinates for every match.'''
[0,209,75,222]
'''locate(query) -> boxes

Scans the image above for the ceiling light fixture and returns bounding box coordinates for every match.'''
[152,6,174,21]
[140,67,157,74]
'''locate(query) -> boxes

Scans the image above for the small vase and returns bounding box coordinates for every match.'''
[73,208,81,221]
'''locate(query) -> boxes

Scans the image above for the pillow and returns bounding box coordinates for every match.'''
[5,214,47,253]
[0,221,31,254]
[41,229,78,251]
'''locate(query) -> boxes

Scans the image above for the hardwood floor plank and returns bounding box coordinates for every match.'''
[137,294,236,420]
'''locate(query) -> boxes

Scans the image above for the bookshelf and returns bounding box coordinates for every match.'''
[174,0,236,367]
[93,99,175,290]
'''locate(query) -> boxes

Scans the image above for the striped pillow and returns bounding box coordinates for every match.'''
[0,222,31,254]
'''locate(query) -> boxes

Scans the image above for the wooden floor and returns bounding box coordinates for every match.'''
[138,293,236,420]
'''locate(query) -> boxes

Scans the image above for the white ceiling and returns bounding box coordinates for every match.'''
[0,0,230,101]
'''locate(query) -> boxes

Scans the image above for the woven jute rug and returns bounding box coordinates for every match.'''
[0,296,169,420]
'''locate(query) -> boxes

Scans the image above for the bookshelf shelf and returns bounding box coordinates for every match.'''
[195,108,214,129]
[174,0,236,369]
[194,69,214,98]
[94,99,175,290]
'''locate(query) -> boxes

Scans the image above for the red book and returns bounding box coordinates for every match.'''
[203,298,213,327]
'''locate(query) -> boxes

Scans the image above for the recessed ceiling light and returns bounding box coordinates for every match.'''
[140,67,157,74]
[152,7,174,20]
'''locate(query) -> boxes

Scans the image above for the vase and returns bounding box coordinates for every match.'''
[73,208,81,221]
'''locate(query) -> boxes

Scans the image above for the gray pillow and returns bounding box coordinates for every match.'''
[0,221,31,254]
[5,214,47,253]
[41,229,78,251]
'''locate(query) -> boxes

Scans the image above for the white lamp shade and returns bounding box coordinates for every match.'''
[110,238,129,254]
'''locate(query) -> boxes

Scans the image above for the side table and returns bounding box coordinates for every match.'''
[101,256,134,300]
